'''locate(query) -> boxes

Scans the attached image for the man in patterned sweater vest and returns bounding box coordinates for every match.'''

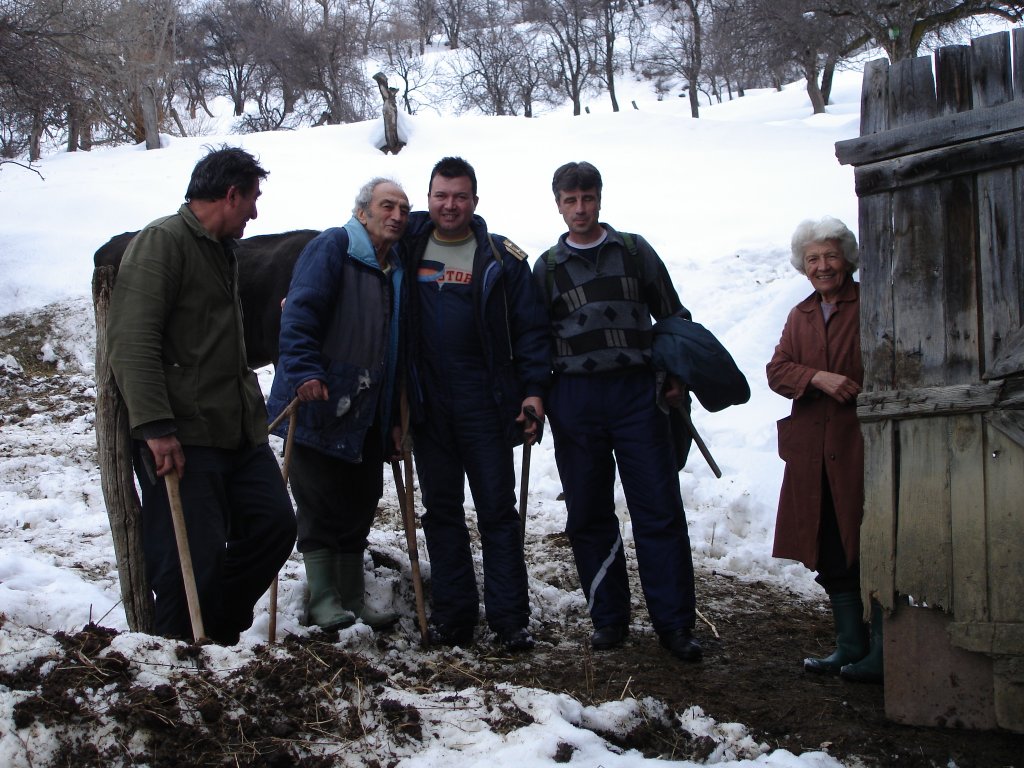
[535,161,702,662]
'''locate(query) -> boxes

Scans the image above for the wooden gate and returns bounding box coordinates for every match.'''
[836,30,1023,733]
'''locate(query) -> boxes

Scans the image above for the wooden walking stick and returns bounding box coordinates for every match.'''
[397,390,429,644]
[164,471,207,643]
[518,405,542,541]
[268,400,299,644]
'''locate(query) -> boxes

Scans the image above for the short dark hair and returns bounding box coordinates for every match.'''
[429,156,477,196]
[552,161,602,198]
[185,145,268,202]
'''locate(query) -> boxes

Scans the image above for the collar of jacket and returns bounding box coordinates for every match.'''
[553,222,621,262]
[343,215,400,271]
[177,203,237,250]
[796,273,859,313]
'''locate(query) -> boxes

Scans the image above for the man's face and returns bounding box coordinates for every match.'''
[225,183,261,239]
[428,174,477,240]
[358,182,410,250]
[556,187,602,242]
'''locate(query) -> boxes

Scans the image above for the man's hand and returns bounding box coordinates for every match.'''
[297,379,329,402]
[516,396,545,446]
[664,376,686,409]
[389,425,405,461]
[146,435,186,479]
[810,371,861,403]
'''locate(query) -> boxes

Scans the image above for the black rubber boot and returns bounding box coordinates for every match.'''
[804,591,868,675]
[841,600,883,683]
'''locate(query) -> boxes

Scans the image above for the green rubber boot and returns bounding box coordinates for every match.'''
[841,600,884,684]
[303,549,356,631]
[804,591,868,675]
[337,552,398,631]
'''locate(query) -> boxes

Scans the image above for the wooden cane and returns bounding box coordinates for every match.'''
[164,471,207,643]
[519,441,531,541]
[268,404,299,644]
[268,396,300,433]
[398,390,429,645]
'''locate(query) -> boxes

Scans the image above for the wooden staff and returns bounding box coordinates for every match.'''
[397,390,429,644]
[268,403,299,643]
[164,471,207,643]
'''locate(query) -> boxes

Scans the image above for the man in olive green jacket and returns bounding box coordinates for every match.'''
[107,147,296,645]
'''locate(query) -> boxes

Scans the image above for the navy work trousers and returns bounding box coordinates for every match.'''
[414,385,529,632]
[289,426,384,555]
[134,441,296,644]
[548,368,697,635]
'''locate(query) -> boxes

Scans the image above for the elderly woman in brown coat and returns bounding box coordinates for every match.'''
[766,216,881,684]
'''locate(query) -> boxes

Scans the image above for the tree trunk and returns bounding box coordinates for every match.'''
[142,84,161,150]
[804,63,826,114]
[29,114,42,162]
[92,266,155,634]
[820,56,837,107]
[687,81,700,118]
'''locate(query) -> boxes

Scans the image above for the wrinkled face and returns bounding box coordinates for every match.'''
[802,240,850,299]
[556,187,602,242]
[427,174,477,239]
[358,182,410,250]
[225,183,261,239]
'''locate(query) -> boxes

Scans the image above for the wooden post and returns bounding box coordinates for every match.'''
[92,266,154,633]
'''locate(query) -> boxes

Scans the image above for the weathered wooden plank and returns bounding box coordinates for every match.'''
[940,175,980,381]
[895,418,952,610]
[949,621,1024,655]
[859,57,890,136]
[858,193,895,391]
[857,381,1021,421]
[1014,28,1024,101]
[948,414,988,620]
[982,425,1024,623]
[889,54,937,129]
[977,166,1022,372]
[835,100,1024,168]
[971,31,1013,108]
[987,409,1024,450]
[892,183,947,387]
[852,131,1024,196]
[92,266,154,634]
[935,44,973,115]
[860,421,897,612]
[985,324,1024,379]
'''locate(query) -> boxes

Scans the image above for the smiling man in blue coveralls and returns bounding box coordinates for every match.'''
[403,156,550,652]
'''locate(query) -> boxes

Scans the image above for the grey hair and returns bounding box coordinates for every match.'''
[352,177,403,215]
[789,216,858,274]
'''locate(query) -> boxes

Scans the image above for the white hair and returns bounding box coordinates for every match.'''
[789,216,858,275]
[353,177,403,215]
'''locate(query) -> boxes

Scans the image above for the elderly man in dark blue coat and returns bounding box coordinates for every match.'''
[268,178,409,632]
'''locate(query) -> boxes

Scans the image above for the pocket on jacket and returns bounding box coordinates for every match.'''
[163,363,199,418]
[776,416,795,462]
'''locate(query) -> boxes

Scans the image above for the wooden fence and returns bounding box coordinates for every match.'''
[836,29,1023,732]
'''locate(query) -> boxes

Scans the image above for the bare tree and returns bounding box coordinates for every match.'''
[646,0,708,118]
[438,0,471,48]
[197,0,263,116]
[813,0,1023,61]
[542,0,600,116]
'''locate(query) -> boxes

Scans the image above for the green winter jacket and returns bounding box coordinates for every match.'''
[107,204,268,449]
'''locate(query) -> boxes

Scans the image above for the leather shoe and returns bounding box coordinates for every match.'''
[591,624,629,650]
[428,624,474,648]
[496,626,535,653]
[659,628,703,662]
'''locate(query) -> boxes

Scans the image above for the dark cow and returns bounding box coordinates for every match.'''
[94,229,319,368]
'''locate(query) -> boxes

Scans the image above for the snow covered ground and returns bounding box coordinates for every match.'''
[0,52,875,766]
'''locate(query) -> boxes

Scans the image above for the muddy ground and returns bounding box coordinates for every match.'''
[2,306,1022,767]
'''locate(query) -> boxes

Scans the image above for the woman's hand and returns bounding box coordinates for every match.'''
[810,371,860,403]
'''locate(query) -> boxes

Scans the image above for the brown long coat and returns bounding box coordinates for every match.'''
[766,277,863,570]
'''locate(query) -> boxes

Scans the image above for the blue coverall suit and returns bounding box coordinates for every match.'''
[535,226,697,636]
[403,212,550,634]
